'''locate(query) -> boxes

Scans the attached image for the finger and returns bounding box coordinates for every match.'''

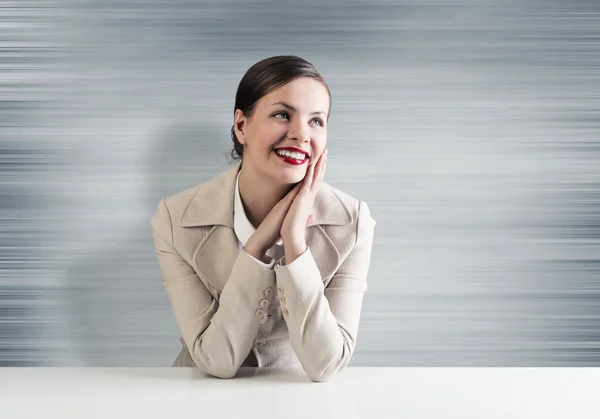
[302,161,315,194]
[287,182,302,196]
[276,183,302,211]
[319,150,327,185]
[286,183,302,202]
[312,149,327,192]
[279,191,300,217]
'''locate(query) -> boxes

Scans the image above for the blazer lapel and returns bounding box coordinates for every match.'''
[179,161,240,229]
[179,160,354,290]
[179,161,241,291]
[193,226,240,292]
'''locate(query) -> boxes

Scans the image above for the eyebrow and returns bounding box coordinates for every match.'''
[271,101,327,117]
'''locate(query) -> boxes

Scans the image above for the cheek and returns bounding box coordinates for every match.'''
[247,131,269,151]
[258,125,284,145]
[314,136,327,154]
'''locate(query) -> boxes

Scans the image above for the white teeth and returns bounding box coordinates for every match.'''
[276,149,307,160]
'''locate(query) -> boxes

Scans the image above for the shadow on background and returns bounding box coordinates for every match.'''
[66,120,233,366]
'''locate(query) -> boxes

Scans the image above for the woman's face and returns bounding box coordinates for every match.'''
[234,77,330,185]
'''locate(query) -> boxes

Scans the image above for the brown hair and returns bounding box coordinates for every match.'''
[229,55,331,162]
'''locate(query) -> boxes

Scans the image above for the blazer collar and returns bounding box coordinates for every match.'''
[180,160,353,228]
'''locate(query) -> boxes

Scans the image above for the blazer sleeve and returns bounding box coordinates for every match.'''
[273,200,376,382]
[151,198,275,379]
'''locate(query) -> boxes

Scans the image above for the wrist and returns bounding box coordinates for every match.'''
[283,240,307,264]
[281,231,305,246]
[244,238,268,261]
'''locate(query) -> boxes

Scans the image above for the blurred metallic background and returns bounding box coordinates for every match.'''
[1,0,599,366]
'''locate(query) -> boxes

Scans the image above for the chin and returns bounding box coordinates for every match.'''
[274,170,305,186]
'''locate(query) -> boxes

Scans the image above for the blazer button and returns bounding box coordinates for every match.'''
[282,307,289,317]
[259,298,269,309]
[255,309,265,318]
[279,296,287,305]
[259,314,267,325]
[264,288,273,298]
[278,286,284,295]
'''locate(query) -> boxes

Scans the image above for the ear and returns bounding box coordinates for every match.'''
[233,109,248,146]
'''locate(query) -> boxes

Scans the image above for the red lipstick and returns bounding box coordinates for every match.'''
[273,146,310,166]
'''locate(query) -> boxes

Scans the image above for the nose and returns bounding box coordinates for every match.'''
[287,120,310,143]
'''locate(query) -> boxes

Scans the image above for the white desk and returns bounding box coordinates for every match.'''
[1,367,598,418]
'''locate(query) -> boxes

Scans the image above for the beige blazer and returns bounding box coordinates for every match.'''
[150,160,376,381]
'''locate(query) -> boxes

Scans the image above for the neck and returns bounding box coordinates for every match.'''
[238,163,293,229]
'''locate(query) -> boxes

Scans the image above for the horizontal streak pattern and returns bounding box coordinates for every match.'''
[1,0,598,366]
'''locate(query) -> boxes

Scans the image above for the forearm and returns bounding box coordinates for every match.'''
[275,248,357,382]
[274,201,375,382]
[153,205,275,379]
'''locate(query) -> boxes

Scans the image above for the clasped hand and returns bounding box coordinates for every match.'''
[280,149,327,249]
[244,149,327,263]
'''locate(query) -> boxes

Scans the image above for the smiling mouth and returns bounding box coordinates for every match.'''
[273,148,309,166]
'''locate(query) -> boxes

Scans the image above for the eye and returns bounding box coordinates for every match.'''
[312,118,325,127]
[273,111,289,120]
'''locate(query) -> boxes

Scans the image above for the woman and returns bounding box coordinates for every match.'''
[151,55,376,382]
